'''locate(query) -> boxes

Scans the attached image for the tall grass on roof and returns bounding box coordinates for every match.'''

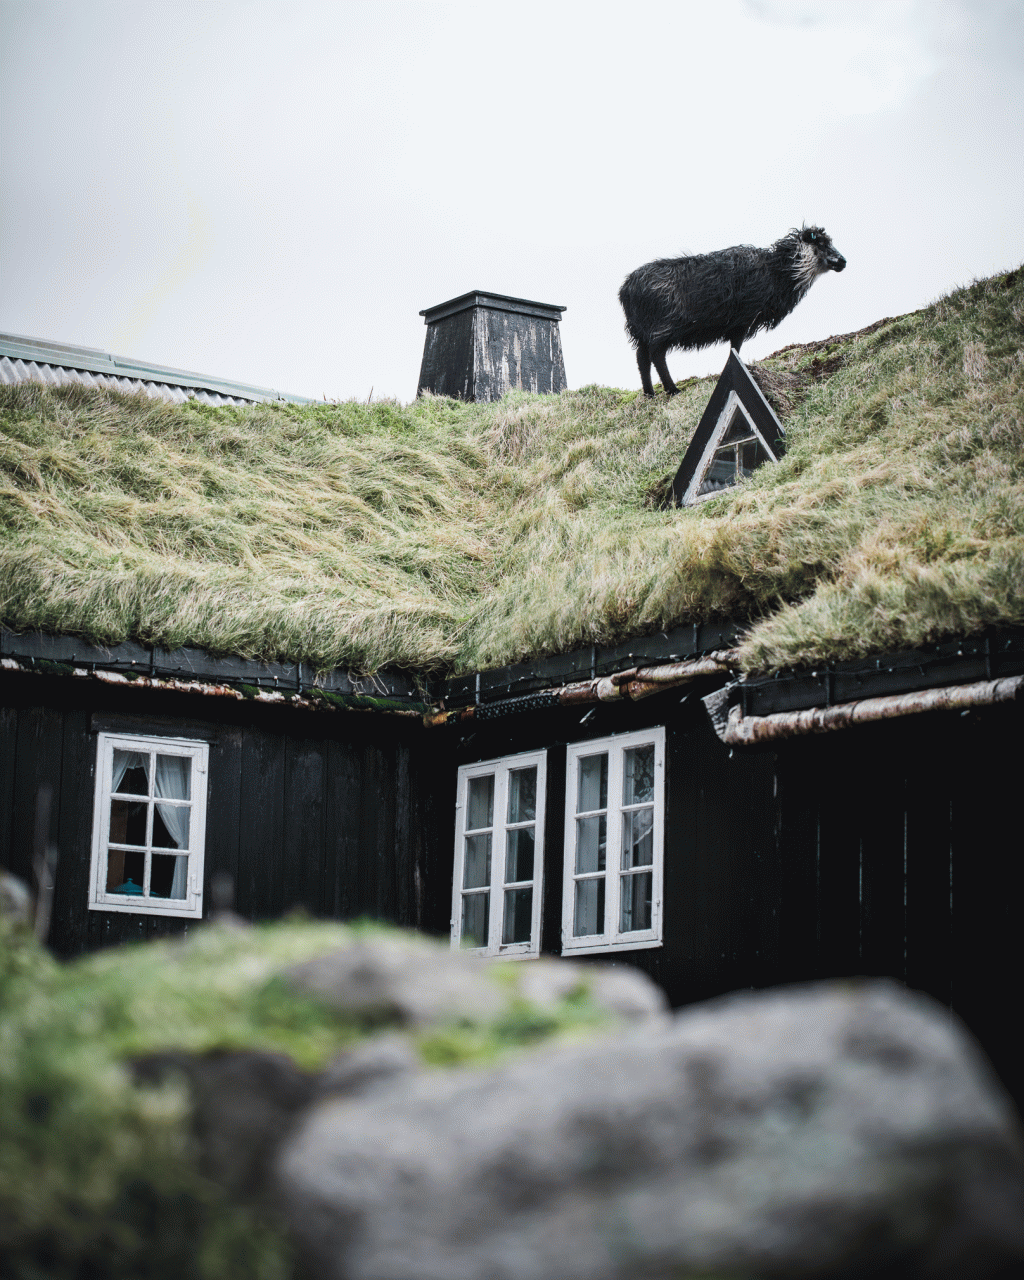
[2,267,1022,676]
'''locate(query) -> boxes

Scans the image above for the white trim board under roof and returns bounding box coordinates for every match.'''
[670,350,785,507]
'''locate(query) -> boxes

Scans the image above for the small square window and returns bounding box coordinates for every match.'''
[451,750,547,956]
[562,728,665,955]
[89,733,209,919]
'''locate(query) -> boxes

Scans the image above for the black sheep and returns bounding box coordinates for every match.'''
[619,226,847,397]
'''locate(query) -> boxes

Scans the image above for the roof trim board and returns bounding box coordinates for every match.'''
[0,630,423,704]
[5,624,1024,734]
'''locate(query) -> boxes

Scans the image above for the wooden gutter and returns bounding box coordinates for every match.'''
[424,651,739,726]
[703,674,1024,746]
[0,657,426,718]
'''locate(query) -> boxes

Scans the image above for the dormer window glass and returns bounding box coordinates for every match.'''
[697,407,775,498]
[669,350,786,507]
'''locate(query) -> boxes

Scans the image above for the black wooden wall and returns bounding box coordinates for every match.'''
[439,692,1023,1106]
[0,671,441,957]
[3,666,1021,1104]
[769,704,1021,1105]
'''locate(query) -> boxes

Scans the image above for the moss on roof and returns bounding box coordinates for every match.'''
[2,268,1022,677]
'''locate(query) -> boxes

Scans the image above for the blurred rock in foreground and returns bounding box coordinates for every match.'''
[3,889,1022,1280]
[282,933,668,1029]
[276,980,1024,1280]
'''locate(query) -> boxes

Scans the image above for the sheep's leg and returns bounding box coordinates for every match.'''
[651,346,679,397]
[636,342,656,398]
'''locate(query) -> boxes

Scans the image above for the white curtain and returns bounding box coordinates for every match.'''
[108,750,147,893]
[111,750,147,794]
[155,755,190,899]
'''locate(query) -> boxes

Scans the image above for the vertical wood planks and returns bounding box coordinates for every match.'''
[539,742,567,957]
[283,736,327,915]
[204,726,244,913]
[237,729,286,921]
[51,709,93,954]
[853,741,908,983]
[0,705,17,873]
[325,739,362,921]
[10,706,64,884]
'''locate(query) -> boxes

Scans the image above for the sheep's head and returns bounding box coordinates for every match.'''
[802,225,847,273]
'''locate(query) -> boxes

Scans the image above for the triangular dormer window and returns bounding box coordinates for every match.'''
[670,350,785,506]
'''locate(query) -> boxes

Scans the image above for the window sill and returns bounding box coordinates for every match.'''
[560,937,663,957]
[88,899,203,920]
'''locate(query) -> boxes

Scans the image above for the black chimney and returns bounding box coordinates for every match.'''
[417,291,566,402]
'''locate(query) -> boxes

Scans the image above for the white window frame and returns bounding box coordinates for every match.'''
[88,732,209,919]
[450,749,547,957]
[562,726,665,955]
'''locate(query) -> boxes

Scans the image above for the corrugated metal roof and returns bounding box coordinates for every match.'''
[0,333,314,406]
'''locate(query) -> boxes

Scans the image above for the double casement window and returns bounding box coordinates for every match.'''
[89,733,209,919]
[562,727,665,954]
[451,750,546,956]
[451,728,665,958]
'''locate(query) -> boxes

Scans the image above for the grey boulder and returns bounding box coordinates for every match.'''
[276,980,1024,1280]
[283,933,667,1030]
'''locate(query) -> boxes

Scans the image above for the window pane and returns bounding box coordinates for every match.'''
[623,744,654,806]
[155,753,191,802]
[507,767,536,824]
[113,750,149,795]
[463,832,491,889]
[505,826,534,884]
[153,804,190,850]
[620,871,653,932]
[700,446,738,495]
[150,854,188,899]
[502,887,533,944]
[621,807,654,869]
[577,753,607,813]
[107,848,144,894]
[466,775,494,831]
[575,814,606,874]
[573,878,605,936]
[110,799,147,847]
[461,892,488,948]
[740,437,771,476]
[721,410,755,445]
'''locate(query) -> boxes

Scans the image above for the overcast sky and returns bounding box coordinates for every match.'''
[2,0,1023,402]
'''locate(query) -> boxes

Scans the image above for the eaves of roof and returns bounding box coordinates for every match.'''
[427,626,1024,734]
[0,631,427,716]
[5,625,1023,738]
[0,333,314,407]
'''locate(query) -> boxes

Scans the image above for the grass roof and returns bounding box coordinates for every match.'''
[2,268,1022,678]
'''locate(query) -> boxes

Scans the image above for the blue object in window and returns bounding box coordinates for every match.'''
[110,878,143,895]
